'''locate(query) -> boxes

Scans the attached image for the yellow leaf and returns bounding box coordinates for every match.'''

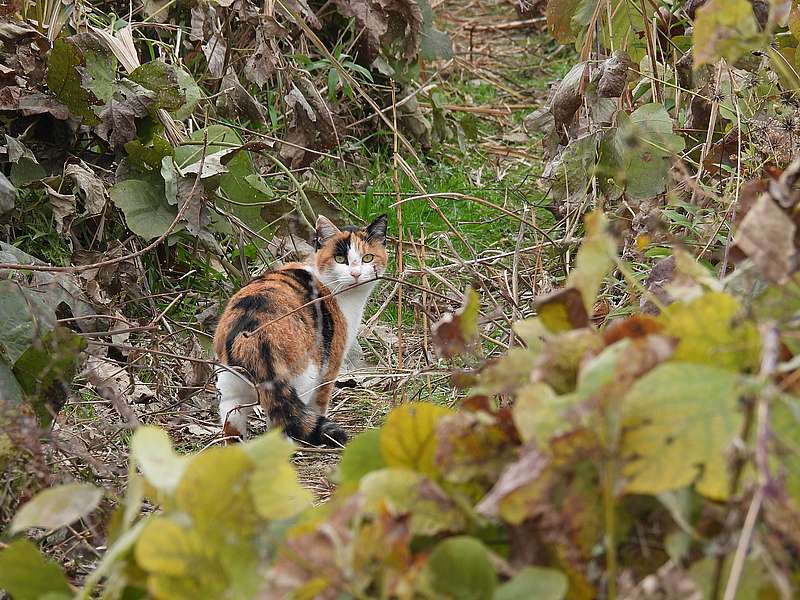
[380,403,453,477]
[246,431,313,520]
[135,517,226,600]
[657,292,760,371]
[693,0,766,67]
[174,446,259,541]
[621,363,742,500]
[131,426,189,496]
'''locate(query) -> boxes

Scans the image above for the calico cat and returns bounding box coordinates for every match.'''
[213,214,388,446]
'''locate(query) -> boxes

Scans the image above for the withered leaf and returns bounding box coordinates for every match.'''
[432,287,480,359]
[280,80,343,168]
[216,68,266,122]
[734,193,796,282]
[202,32,227,79]
[475,443,552,524]
[534,287,589,332]
[64,163,106,215]
[43,184,76,235]
[244,27,283,88]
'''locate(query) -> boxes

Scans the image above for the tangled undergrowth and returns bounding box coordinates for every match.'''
[2,0,800,598]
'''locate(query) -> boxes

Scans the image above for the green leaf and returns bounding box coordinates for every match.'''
[131,426,189,496]
[129,59,185,112]
[176,126,271,234]
[0,360,23,408]
[13,327,86,425]
[772,396,800,510]
[0,280,57,364]
[566,210,616,312]
[657,292,760,371]
[621,363,742,500]
[418,0,453,60]
[600,103,685,200]
[10,482,103,533]
[494,566,568,600]
[174,67,203,121]
[72,32,117,103]
[46,37,100,124]
[380,402,453,476]
[693,0,767,67]
[426,536,497,600]
[109,177,179,240]
[334,428,386,487]
[245,431,313,521]
[0,539,72,600]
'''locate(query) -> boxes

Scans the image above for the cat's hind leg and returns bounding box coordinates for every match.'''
[217,369,258,440]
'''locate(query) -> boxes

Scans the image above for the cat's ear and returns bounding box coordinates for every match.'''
[315,215,340,248]
[365,214,387,245]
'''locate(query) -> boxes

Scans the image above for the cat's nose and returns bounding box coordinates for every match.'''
[350,271,361,280]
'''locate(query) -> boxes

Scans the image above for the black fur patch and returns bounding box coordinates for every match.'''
[225,317,258,365]
[232,295,271,314]
[319,298,334,366]
[334,235,351,262]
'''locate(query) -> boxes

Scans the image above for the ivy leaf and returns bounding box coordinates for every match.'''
[380,402,453,477]
[0,540,72,600]
[46,37,100,124]
[566,210,617,312]
[131,426,189,496]
[621,363,742,500]
[109,177,179,240]
[334,428,386,487]
[657,292,760,371]
[0,280,57,364]
[693,0,767,68]
[10,482,103,533]
[245,431,313,521]
[129,59,185,113]
[425,536,497,600]
[432,287,480,358]
[494,566,568,600]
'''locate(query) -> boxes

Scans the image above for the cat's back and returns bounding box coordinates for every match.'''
[214,262,345,373]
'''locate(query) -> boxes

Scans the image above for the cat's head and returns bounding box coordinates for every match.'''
[313,214,388,292]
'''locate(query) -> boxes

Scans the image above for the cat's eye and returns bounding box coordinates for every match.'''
[362,254,374,263]
[335,255,347,264]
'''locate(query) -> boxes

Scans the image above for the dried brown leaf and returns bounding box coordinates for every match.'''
[734,193,796,282]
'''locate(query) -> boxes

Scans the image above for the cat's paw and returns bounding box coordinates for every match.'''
[320,421,348,447]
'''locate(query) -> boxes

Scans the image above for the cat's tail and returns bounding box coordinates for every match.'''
[257,380,348,447]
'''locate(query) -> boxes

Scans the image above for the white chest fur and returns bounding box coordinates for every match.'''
[335,282,375,354]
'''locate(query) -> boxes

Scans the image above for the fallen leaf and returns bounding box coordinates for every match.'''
[65,163,107,214]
